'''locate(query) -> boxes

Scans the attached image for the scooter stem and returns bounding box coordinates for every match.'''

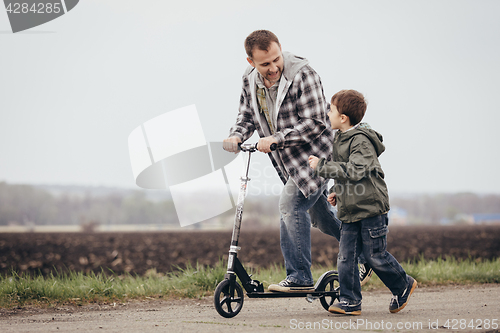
[227,148,252,272]
[226,142,276,273]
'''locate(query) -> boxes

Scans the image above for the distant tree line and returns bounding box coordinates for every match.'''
[0,182,177,226]
[1,182,499,227]
[391,193,500,224]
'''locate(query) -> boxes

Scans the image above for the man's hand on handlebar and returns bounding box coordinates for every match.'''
[223,136,242,153]
[257,136,278,153]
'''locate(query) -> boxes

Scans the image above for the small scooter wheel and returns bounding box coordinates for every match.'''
[214,279,244,318]
[317,272,340,311]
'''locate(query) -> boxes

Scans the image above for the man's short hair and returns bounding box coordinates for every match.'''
[244,30,280,59]
[331,90,367,126]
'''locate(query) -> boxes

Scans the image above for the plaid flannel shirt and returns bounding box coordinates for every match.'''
[229,52,333,198]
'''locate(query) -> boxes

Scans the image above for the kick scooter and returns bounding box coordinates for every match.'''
[214,142,339,318]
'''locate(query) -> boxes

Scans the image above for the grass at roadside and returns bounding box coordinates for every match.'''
[364,256,500,289]
[1,257,499,308]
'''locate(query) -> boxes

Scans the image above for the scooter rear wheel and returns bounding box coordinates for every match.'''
[214,279,244,318]
[317,272,340,311]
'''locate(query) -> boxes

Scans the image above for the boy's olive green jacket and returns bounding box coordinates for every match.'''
[315,125,390,223]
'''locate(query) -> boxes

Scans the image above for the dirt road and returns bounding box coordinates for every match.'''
[1,284,499,332]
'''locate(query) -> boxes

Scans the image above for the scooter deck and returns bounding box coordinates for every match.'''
[246,291,338,298]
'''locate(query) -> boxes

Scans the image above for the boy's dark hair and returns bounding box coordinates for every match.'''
[331,90,367,126]
[244,30,280,59]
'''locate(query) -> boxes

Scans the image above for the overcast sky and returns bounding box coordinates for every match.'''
[1,0,499,195]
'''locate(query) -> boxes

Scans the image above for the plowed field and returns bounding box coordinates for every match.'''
[1,225,499,276]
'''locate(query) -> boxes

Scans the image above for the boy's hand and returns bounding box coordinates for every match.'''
[327,192,337,206]
[308,155,319,169]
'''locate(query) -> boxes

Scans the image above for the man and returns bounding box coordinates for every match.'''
[223,30,370,291]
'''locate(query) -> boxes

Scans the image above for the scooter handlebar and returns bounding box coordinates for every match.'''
[238,142,277,152]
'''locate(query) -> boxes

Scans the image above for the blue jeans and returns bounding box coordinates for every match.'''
[338,214,409,305]
[279,179,342,285]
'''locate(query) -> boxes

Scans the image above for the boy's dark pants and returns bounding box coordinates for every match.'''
[338,214,409,304]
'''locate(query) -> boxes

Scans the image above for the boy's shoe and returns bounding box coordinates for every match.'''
[328,301,362,315]
[268,279,314,293]
[389,276,417,313]
[359,263,373,286]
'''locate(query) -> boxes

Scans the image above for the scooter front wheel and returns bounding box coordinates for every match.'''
[214,279,244,318]
[317,272,340,312]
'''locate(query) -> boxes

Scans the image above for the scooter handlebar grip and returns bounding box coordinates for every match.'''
[270,143,277,151]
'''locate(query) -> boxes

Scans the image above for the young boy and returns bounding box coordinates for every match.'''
[308,90,417,315]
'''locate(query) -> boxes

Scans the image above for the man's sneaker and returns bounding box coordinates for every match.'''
[268,279,314,293]
[389,276,417,313]
[329,301,362,315]
[359,263,373,286]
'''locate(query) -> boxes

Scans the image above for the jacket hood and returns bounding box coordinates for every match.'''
[243,51,309,80]
[338,123,386,156]
[282,51,309,80]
